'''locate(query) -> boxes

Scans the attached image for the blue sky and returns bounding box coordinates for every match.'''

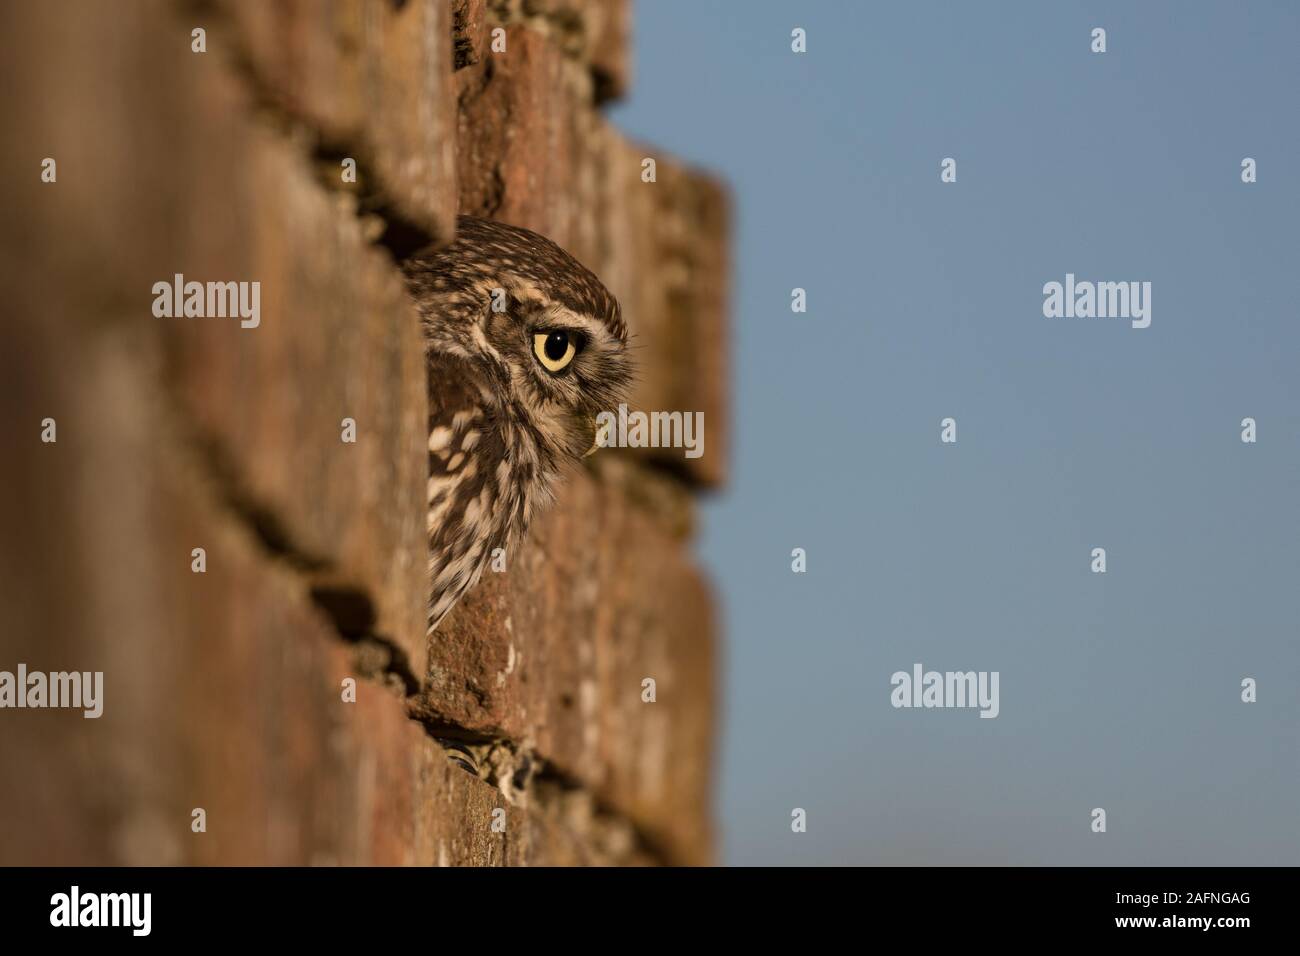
[610,1,1300,865]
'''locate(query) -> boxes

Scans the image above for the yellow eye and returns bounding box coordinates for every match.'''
[533,331,577,372]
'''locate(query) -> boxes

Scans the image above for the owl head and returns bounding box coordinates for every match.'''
[404,216,635,630]
[405,216,633,462]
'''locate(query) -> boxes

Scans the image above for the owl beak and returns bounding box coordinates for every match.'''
[583,416,611,458]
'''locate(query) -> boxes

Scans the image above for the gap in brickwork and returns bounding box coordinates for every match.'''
[185,0,442,265]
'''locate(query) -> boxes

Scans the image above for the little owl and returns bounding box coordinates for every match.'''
[402,216,633,632]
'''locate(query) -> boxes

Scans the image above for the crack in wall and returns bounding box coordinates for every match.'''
[187,430,332,573]
[309,585,421,696]
[452,0,481,70]
[455,47,508,219]
[186,0,442,265]
[429,725,679,865]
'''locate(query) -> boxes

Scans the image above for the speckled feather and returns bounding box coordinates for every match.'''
[403,216,633,632]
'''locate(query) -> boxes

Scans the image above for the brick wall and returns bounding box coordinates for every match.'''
[0,0,727,866]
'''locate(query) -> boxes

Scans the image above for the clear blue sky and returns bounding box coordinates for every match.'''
[610,0,1300,865]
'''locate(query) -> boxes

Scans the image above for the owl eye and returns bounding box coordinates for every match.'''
[532,330,578,372]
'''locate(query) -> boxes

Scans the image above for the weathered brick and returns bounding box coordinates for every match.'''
[162,121,432,681]
[421,456,717,864]
[211,0,458,244]
[453,0,490,69]
[0,310,416,865]
[0,0,432,677]
[584,137,731,488]
[488,0,631,103]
